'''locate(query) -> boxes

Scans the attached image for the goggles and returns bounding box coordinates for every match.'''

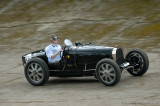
[51,37,58,41]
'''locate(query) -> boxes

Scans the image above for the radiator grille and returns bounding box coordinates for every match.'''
[116,48,125,65]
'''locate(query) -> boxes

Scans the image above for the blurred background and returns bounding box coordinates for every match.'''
[0,0,160,106]
[0,0,160,54]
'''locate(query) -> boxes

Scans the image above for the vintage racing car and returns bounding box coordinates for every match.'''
[22,39,149,86]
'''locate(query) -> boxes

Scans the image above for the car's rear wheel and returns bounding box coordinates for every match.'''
[126,49,149,76]
[24,58,49,86]
[96,59,121,86]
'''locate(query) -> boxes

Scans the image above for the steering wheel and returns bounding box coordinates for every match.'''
[61,45,65,50]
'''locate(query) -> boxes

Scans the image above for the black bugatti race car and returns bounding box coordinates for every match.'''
[22,39,149,86]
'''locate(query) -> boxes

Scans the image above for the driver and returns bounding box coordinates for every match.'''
[45,34,62,66]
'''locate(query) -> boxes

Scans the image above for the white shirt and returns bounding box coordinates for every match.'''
[45,44,62,63]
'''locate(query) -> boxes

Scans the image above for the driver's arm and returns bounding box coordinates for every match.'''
[46,47,62,60]
[51,48,62,59]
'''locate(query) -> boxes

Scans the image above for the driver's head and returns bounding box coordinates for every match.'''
[50,34,58,44]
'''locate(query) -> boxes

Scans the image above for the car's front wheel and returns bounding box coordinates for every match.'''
[96,59,121,86]
[24,58,49,86]
[126,49,149,76]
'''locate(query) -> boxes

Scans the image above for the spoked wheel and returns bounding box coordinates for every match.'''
[126,49,149,76]
[27,63,44,83]
[24,58,49,86]
[96,59,121,86]
[99,63,116,83]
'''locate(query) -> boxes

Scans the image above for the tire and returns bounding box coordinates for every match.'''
[125,49,149,76]
[95,59,121,86]
[93,73,98,79]
[24,58,49,86]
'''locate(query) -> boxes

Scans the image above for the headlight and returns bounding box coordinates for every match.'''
[112,48,117,61]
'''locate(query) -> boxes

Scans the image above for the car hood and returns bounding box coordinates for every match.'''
[76,45,114,51]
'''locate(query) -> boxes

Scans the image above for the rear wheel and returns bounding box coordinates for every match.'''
[24,58,49,86]
[96,59,121,86]
[126,49,149,76]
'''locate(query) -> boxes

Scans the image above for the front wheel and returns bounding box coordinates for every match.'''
[24,58,49,86]
[126,49,149,76]
[95,59,121,86]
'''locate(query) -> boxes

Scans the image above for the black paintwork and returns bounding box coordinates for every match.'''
[22,44,125,77]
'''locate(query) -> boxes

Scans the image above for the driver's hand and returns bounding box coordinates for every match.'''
[59,47,62,52]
